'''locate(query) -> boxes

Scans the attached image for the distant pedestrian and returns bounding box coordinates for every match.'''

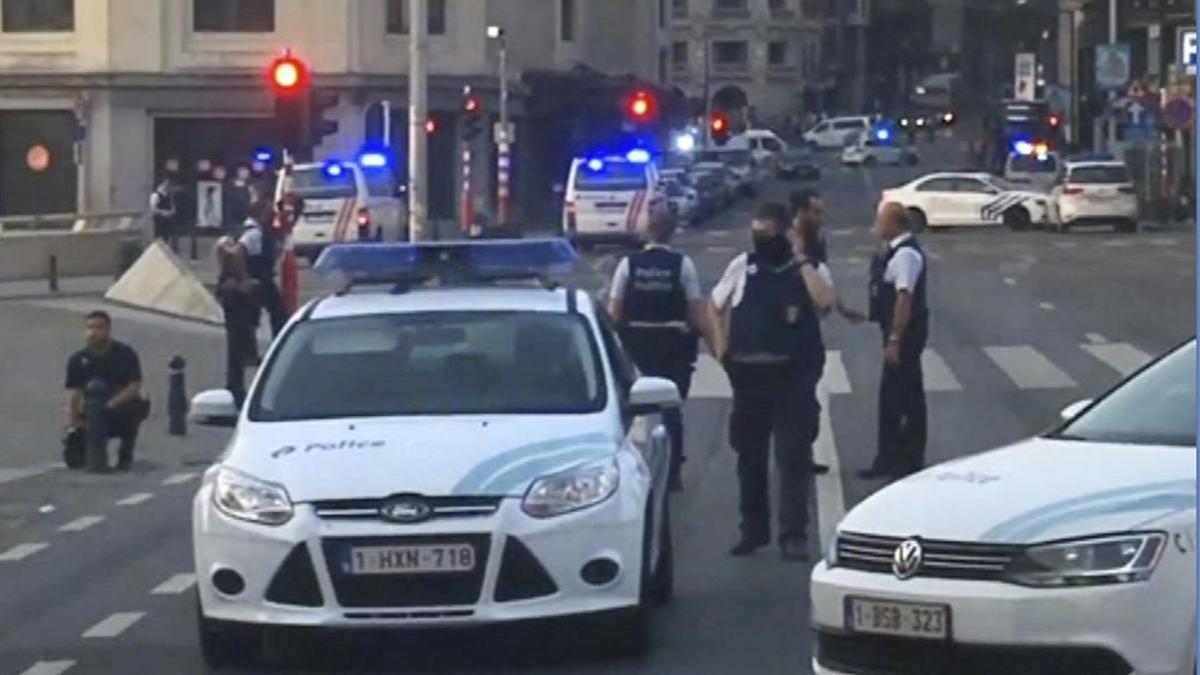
[63,311,149,472]
[215,234,258,408]
[607,211,720,492]
[711,202,834,560]
[149,177,177,245]
[858,202,929,481]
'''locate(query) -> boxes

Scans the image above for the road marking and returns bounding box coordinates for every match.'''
[823,351,852,394]
[813,380,845,554]
[82,612,145,639]
[984,346,1077,389]
[116,492,154,506]
[1003,277,1017,286]
[1085,332,1108,344]
[1150,237,1178,246]
[0,463,59,486]
[706,245,736,254]
[162,472,197,486]
[829,229,854,238]
[57,515,104,532]
[17,661,75,675]
[1102,239,1132,247]
[925,250,942,261]
[1082,342,1152,377]
[839,255,867,267]
[705,230,731,238]
[690,354,731,399]
[151,573,197,595]
[922,350,963,392]
[1052,241,1078,249]
[0,543,49,562]
[1039,301,1056,311]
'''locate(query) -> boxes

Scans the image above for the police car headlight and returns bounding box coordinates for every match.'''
[212,466,293,525]
[1004,533,1165,587]
[522,459,620,518]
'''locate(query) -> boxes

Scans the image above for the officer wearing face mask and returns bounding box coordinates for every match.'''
[710,202,834,561]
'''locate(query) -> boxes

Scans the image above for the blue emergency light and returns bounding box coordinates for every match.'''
[874,128,891,141]
[625,148,651,164]
[313,239,579,288]
[359,152,388,168]
[1013,140,1035,156]
[253,147,274,163]
[585,158,605,172]
[323,161,345,178]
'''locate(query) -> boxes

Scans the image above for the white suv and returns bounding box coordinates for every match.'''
[1049,159,1139,233]
[805,116,873,149]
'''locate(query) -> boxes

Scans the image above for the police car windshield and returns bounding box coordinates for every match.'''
[1051,341,1196,447]
[1069,165,1131,184]
[249,311,606,420]
[575,161,648,191]
[289,167,356,199]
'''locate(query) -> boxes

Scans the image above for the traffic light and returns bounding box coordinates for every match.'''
[269,53,309,152]
[1048,113,1062,129]
[269,54,308,94]
[626,90,658,123]
[306,89,340,150]
[710,112,731,146]
[425,116,439,134]
[462,87,483,141]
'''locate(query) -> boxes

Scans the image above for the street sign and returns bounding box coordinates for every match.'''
[1179,27,1196,75]
[1014,53,1036,102]
[1095,43,1131,90]
[1162,97,1194,130]
[26,144,50,173]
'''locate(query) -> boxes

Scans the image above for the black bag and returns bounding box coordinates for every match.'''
[62,428,85,469]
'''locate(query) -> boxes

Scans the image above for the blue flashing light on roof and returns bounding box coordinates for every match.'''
[313,239,580,287]
[626,148,651,164]
[1013,140,1034,156]
[585,158,605,172]
[323,161,345,178]
[875,128,891,141]
[359,152,388,168]
[253,147,273,163]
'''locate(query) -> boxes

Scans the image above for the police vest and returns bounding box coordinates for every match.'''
[728,254,824,374]
[244,223,278,284]
[619,248,696,369]
[868,237,929,346]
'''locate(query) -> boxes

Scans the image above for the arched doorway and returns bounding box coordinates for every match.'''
[712,85,749,113]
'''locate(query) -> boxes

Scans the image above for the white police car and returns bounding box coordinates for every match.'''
[880,172,1049,232]
[811,339,1197,675]
[189,240,680,666]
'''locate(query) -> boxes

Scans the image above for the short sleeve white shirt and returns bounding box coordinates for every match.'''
[610,246,702,302]
[883,233,924,292]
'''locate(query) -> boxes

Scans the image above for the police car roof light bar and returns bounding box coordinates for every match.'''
[313,239,579,293]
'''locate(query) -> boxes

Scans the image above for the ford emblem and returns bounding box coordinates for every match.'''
[379,496,433,524]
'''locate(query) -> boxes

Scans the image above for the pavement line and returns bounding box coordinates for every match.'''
[0,463,60,486]
[925,250,942,261]
[17,661,75,675]
[1085,332,1109,344]
[1052,241,1078,249]
[1150,238,1178,246]
[116,492,154,506]
[823,350,852,394]
[1082,342,1152,377]
[151,572,197,595]
[984,346,1077,389]
[1039,301,1056,311]
[0,543,49,562]
[705,230,731,238]
[82,612,145,639]
[1102,239,1132,247]
[1003,277,1017,286]
[706,245,736,254]
[162,472,198,486]
[57,515,105,532]
[813,381,845,555]
[690,354,731,399]
[922,350,963,392]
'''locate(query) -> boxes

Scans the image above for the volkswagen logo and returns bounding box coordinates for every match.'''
[892,538,924,580]
[379,496,433,524]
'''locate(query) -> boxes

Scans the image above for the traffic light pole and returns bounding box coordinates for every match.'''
[408,0,429,241]
[497,34,511,225]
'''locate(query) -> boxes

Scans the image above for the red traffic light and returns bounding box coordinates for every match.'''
[268,54,308,94]
[425,117,438,134]
[710,113,728,133]
[464,95,480,114]
[627,90,657,122]
[1048,113,1062,128]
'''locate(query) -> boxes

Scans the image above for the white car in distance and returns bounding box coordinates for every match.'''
[880,172,1049,232]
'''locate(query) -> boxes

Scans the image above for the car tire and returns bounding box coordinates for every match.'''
[197,595,260,669]
[1003,207,1032,232]
[906,208,928,233]
[1059,220,1072,234]
[648,499,674,606]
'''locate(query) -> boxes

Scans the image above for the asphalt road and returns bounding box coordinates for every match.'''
[0,138,1194,675]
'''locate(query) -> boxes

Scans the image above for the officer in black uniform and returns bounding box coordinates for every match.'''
[608,211,718,492]
[711,202,834,561]
[859,202,929,480]
[240,200,286,337]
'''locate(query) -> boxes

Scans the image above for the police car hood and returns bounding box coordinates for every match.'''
[839,437,1196,544]
[223,416,619,501]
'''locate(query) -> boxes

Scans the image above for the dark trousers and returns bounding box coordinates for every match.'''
[873,343,927,475]
[727,360,821,543]
[255,278,287,337]
[222,291,258,408]
[638,360,693,477]
[153,217,179,252]
[66,400,144,469]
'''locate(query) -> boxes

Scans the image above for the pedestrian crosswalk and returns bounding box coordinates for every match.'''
[687,340,1154,400]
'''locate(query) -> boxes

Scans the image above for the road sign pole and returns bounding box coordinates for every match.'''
[497,37,511,225]
[1106,0,1118,152]
[408,0,429,241]
[461,143,473,235]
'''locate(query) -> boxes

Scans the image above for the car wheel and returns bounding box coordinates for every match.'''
[648,499,674,606]
[197,595,260,668]
[906,208,928,233]
[1003,207,1032,232]
[1059,220,1072,234]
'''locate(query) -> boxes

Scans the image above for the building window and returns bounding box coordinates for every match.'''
[671,0,688,16]
[386,0,447,35]
[560,0,575,42]
[712,40,748,66]
[659,0,667,28]
[713,0,746,9]
[2,0,73,32]
[671,41,689,68]
[768,0,786,9]
[193,0,274,33]
[768,41,787,66]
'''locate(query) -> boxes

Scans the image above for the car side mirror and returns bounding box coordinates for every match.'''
[1060,399,1092,421]
[191,389,239,427]
[627,376,681,417]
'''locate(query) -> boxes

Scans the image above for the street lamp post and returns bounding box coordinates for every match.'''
[488,25,511,224]
[409,0,429,240]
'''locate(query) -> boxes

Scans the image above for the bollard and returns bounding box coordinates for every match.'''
[48,255,59,293]
[168,355,188,436]
[190,228,199,261]
[84,378,109,472]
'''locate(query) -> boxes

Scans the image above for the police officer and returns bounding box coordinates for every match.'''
[711,202,834,560]
[240,199,287,337]
[608,211,718,492]
[858,202,929,481]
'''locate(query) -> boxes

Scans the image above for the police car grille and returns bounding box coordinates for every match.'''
[312,496,503,521]
[837,532,1019,581]
[322,534,491,608]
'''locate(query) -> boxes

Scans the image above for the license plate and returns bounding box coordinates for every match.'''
[845,597,951,640]
[347,544,476,575]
